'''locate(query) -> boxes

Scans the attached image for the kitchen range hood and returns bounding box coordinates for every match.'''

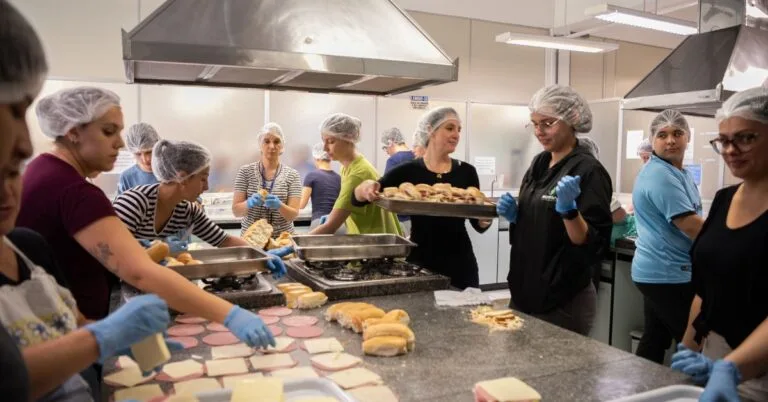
[623,0,768,117]
[122,0,458,96]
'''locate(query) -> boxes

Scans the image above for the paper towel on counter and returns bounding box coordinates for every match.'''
[434,288,492,307]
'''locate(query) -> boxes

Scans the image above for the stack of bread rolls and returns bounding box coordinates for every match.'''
[144,241,203,266]
[381,182,487,204]
[276,283,328,309]
[265,232,295,259]
[325,302,414,357]
[242,218,273,249]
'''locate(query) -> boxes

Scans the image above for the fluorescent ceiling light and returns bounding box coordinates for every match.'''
[747,1,768,19]
[586,4,698,36]
[495,32,619,53]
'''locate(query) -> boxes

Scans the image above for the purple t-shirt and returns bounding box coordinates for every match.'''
[16,154,118,319]
[303,169,341,221]
[385,150,415,174]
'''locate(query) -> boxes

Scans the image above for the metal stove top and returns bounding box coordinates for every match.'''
[195,274,273,295]
[289,258,436,287]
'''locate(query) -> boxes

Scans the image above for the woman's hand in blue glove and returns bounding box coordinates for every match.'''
[224,306,275,349]
[247,193,264,209]
[671,343,714,384]
[264,194,282,210]
[496,193,518,223]
[555,175,581,214]
[699,360,741,402]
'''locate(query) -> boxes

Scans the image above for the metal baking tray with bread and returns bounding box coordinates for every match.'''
[375,182,497,219]
[166,247,271,279]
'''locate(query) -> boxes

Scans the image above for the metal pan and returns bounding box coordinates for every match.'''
[168,247,270,279]
[291,234,416,261]
[375,198,497,219]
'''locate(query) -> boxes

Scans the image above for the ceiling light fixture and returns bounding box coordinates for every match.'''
[586,4,698,36]
[495,32,619,53]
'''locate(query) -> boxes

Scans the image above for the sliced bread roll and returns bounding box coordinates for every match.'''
[296,292,328,310]
[362,336,408,357]
[344,307,386,333]
[363,323,415,351]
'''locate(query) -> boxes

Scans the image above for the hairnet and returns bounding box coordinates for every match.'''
[320,113,361,143]
[0,1,48,103]
[637,139,652,154]
[650,109,690,138]
[381,127,405,146]
[257,122,285,146]
[412,130,426,148]
[35,86,121,139]
[152,139,211,183]
[529,85,592,133]
[125,122,161,154]
[311,142,330,161]
[413,106,461,147]
[577,136,600,158]
[715,87,768,125]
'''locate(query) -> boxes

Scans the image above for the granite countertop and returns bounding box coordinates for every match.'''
[106,287,690,401]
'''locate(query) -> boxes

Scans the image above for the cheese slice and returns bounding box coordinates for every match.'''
[270,366,319,379]
[165,395,199,402]
[205,358,249,377]
[211,343,255,360]
[248,353,296,371]
[294,398,339,402]
[474,377,541,402]
[116,355,139,369]
[310,352,361,371]
[221,373,264,389]
[130,333,171,373]
[303,337,344,354]
[348,385,399,402]
[327,367,382,390]
[174,378,222,395]
[113,384,164,401]
[104,367,156,388]
[231,378,283,402]
[264,336,295,353]
[162,359,204,380]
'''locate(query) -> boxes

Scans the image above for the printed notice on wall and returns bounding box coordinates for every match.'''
[625,130,645,159]
[109,151,136,174]
[685,164,703,186]
[474,156,496,175]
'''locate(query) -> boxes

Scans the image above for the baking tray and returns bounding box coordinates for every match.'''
[375,198,497,219]
[196,378,359,402]
[167,247,270,279]
[292,234,416,261]
[608,385,704,402]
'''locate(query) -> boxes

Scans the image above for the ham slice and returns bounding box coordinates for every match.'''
[258,315,280,325]
[282,315,319,327]
[205,322,229,332]
[258,307,293,317]
[168,336,198,349]
[285,326,324,339]
[268,325,283,336]
[202,332,239,346]
[167,324,205,337]
[175,315,207,325]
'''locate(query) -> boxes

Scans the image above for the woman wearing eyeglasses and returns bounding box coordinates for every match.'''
[671,87,768,402]
[495,85,613,335]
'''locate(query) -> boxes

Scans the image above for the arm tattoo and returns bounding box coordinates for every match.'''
[90,242,118,274]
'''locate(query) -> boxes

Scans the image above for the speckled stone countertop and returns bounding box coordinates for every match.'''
[106,286,692,401]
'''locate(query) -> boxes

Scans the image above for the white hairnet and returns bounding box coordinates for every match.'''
[311,142,330,161]
[529,85,592,133]
[152,139,211,183]
[381,127,405,146]
[35,86,121,139]
[125,122,161,154]
[320,113,361,143]
[0,1,48,103]
[715,87,768,125]
[650,109,690,138]
[413,107,461,148]
[577,136,600,158]
[257,122,285,146]
[637,139,652,154]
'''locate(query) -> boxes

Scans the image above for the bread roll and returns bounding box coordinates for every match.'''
[336,305,379,328]
[467,186,486,205]
[382,309,410,325]
[296,292,328,309]
[243,219,273,248]
[362,336,408,357]
[258,189,269,198]
[165,257,184,267]
[285,288,313,308]
[146,241,170,263]
[382,187,399,197]
[176,252,193,264]
[186,260,203,265]
[398,182,421,200]
[414,183,434,197]
[363,323,415,351]
[325,302,370,322]
[277,282,305,292]
[347,307,387,333]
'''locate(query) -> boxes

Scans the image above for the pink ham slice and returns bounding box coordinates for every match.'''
[175,315,207,324]
[282,315,319,327]
[206,323,229,332]
[202,332,239,346]
[259,315,280,325]
[167,324,205,337]
[168,336,199,349]
[258,307,293,317]
[285,326,324,339]
[268,325,283,336]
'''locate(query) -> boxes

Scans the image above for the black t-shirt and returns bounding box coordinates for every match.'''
[0,325,29,401]
[690,185,768,349]
[509,145,613,313]
[0,228,68,287]
[354,158,489,288]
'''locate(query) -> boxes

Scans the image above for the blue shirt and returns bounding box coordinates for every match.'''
[117,164,158,195]
[632,154,702,284]
[385,150,415,223]
[303,169,341,221]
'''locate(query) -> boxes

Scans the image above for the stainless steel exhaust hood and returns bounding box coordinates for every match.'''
[623,0,768,117]
[122,0,458,96]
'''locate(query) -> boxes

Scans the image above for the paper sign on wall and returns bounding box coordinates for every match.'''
[410,96,429,110]
[625,130,645,159]
[109,151,136,174]
[474,156,496,175]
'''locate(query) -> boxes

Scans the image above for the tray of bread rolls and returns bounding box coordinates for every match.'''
[166,247,271,280]
[375,182,497,219]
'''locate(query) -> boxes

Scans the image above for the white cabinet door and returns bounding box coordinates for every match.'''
[466,220,499,285]
[590,281,612,345]
[497,231,511,284]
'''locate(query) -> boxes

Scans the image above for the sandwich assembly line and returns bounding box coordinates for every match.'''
[1,0,768,401]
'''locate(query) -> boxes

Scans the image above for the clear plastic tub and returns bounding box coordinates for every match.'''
[608,385,704,402]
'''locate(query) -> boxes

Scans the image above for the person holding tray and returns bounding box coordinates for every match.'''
[355,107,492,289]
[496,85,612,336]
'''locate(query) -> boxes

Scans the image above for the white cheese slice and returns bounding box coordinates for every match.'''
[248,353,296,371]
[130,333,171,373]
[327,367,382,390]
[310,352,361,371]
[113,384,164,401]
[221,373,265,389]
[348,385,399,402]
[211,343,255,360]
[270,366,319,379]
[294,398,339,402]
[264,336,295,353]
[162,359,204,380]
[116,355,139,369]
[303,337,344,354]
[205,358,249,377]
[475,377,541,401]
[165,395,199,402]
[174,378,222,395]
[231,377,283,402]
[104,367,155,388]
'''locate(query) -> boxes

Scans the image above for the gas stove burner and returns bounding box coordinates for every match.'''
[323,267,364,281]
[305,261,345,271]
[202,274,258,292]
[293,258,427,283]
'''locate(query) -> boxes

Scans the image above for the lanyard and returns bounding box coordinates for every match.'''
[259,162,282,226]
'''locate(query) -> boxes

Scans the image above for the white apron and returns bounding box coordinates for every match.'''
[0,236,93,402]
[703,331,768,401]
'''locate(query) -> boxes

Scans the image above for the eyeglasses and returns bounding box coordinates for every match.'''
[709,132,761,154]
[526,119,560,133]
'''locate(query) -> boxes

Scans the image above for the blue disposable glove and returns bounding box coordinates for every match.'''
[319,215,329,225]
[268,246,294,259]
[496,193,518,223]
[555,175,581,214]
[165,235,188,254]
[700,360,742,402]
[671,343,714,384]
[246,193,264,209]
[85,295,180,365]
[224,306,275,349]
[264,194,282,210]
[138,239,152,249]
[265,254,287,279]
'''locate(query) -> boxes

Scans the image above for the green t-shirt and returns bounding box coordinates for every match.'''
[334,155,402,235]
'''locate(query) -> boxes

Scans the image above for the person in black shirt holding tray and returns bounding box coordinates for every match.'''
[671,87,768,402]
[354,107,491,289]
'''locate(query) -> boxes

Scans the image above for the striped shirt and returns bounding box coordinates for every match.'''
[234,161,302,236]
[113,184,228,247]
